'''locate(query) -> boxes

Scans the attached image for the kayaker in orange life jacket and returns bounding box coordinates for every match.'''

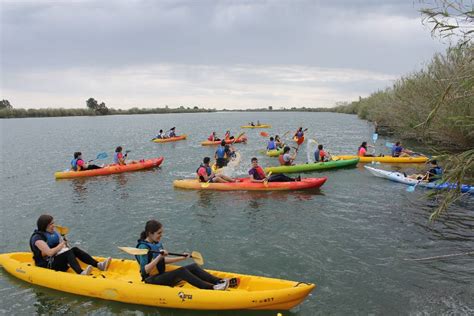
[278,146,296,166]
[249,157,299,182]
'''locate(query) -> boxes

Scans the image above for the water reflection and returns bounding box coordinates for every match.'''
[71,178,88,203]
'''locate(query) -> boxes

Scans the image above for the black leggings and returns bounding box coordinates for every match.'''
[144,263,221,289]
[51,247,98,274]
[268,174,296,182]
[84,165,101,170]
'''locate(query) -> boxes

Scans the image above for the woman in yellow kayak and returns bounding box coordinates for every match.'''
[30,214,111,276]
[136,219,238,290]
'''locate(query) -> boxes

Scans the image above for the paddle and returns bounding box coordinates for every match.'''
[263,171,272,187]
[118,247,204,266]
[88,152,108,163]
[124,150,131,158]
[372,133,378,144]
[385,142,426,157]
[260,131,269,137]
[54,225,71,248]
[235,131,245,142]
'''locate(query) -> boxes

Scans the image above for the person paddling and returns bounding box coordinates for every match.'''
[391,141,413,157]
[30,214,111,276]
[215,140,229,168]
[224,130,231,140]
[208,132,220,142]
[278,146,296,166]
[197,157,235,183]
[357,141,375,157]
[314,144,331,162]
[294,127,305,142]
[267,137,277,150]
[274,135,284,148]
[136,219,238,290]
[71,152,102,171]
[168,127,177,138]
[114,146,128,165]
[249,157,299,182]
[155,129,165,139]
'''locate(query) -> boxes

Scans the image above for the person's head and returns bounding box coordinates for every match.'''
[226,130,230,134]
[74,152,82,159]
[221,140,226,146]
[275,135,280,140]
[229,136,235,140]
[318,144,323,150]
[430,159,438,166]
[212,131,216,135]
[360,141,367,148]
[37,214,54,233]
[140,219,163,242]
[203,157,211,165]
[171,127,175,130]
[115,146,122,153]
[251,157,259,167]
[395,141,401,146]
[283,146,291,154]
[159,129,163,133]
[298,127,302,131]
[270,137,274,141]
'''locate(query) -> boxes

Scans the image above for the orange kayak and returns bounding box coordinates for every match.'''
[174,177,327,191]
[201,136,247,146]
[55,157,164,179]
[152,135,187,143]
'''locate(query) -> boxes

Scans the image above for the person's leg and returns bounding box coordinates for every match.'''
[145,267,214,289]
[71,247,99,267]
[184,263,221,284]
[269,174,294,182]
[51,249,84,274]
[87,164,102,170]
[219,175,235,182]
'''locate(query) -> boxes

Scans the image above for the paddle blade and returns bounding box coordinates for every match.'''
[54,225,69,235]
[260,131,269,137]
[264,171,272,187]
[191,251,204,266]
[118,246,149,256]
[385,142,394,148]
[236,132,245,140]
[372,133,378,143]
[96,152,108,160]
[201,181,211,188]
[406,185,416,192]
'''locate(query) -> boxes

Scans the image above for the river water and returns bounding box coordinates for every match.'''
[0,112,473,315]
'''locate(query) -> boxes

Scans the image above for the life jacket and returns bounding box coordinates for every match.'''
[156,134,163,139]
[135,239,165,280]
[29,230,55,268]
[267,141,276,150]
[208,134,214,141]
[428,166,443,182]
[71,158,78,171]
[169,131,176,137]
[314,149,320,162]
[391,145,402,157]
[296,131,303,137]
[278,154,291,166]
[216,146,226,159]
[250,166,266,180]
[113,152,122,164]
[196,164,212,182]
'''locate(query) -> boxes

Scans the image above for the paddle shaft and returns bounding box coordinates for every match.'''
[150,250,196,259]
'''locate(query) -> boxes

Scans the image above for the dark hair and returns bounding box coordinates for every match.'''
[37,214,53,232]
[430,160,438,165]
[203,157,211,164]
[230,136,235,140]
[221,140,226,146]
[251,157,258,162]
[140,220,163,240]
[171,127,175,130]
[115,146,122,153]
[360,142,367,148]
[318,144,323,150]
[284,146,291,153]
[270,137,274,141]
[275,135,280,139]
[159,129,163,133]
[395,141,401,146]
[74,152,81,159]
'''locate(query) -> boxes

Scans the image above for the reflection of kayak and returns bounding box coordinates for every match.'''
[240,124,271,128]
[152,135,187,143]
[201,136,247,146]
[174,177,327,191]
[265,158,359,174]
[332,155,428,163]
[0,252,315,311]
[266,148,284,157]
[55,157,164,179]
[212,152,241,173]
[364,166,474,194]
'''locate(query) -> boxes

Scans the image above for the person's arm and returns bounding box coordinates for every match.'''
[35,239,66,257]
[165,253,189,264]
[143,249,166,275]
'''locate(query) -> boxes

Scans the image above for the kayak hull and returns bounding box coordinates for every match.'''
[55,157,164,179]
[201,136,247,146]
[240,125,271,128]
[364,166,474,193]
[153,135,187,143]
[265,158,359,174]
[0,252,315,311]
[332,155,428,163]
[174,177,327,191]
[266,149,284,157]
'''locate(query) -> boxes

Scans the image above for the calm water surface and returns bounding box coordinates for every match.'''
[0,112,473,315]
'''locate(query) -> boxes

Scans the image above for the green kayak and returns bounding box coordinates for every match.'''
[264,158,359,174]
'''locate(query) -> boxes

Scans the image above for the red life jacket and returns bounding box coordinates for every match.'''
[278,154,290,166]
[251,166,266,180]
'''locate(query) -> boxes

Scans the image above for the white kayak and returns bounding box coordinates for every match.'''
[364,166,474,194]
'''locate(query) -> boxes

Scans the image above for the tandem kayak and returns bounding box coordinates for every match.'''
[0,252,315,311]
[201,136,248,146]
[55,157,164,179]
[332,155,428,163]
[265,158,359,174]
[152,135,187,143]
[266,148,284,157]
[364,166,474,194]
[240,124,271,128]
[173,177,327,191]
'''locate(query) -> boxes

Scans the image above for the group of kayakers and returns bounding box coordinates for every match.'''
[30,215,238,290]
[70,146,129,171]
[154,127,177,139]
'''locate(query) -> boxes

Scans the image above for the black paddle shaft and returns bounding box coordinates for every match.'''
[150,250,193,258]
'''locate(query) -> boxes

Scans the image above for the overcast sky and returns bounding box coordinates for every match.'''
[1,0,448,109]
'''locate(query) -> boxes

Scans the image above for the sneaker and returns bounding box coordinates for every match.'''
[80,265,92,275]
[97,257,112,271]
[229,277,240,288]
[213,279,229,291]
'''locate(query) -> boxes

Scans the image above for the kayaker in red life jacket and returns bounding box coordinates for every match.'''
[71,152,102,171]
[30,214,111,276]
[224,130,231,140]
[114,146,128,165]
[135,219,239,290]
[208,132,220,142]
[196,157,235,183]
[249,157,299,182]
[278,146,296,166]
[314,144,331,162]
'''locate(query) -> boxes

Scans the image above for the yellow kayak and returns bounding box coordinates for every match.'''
[240,125,271,128]
[332,155,429,163]
[0,252,315,311]
[152,135,187,143]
